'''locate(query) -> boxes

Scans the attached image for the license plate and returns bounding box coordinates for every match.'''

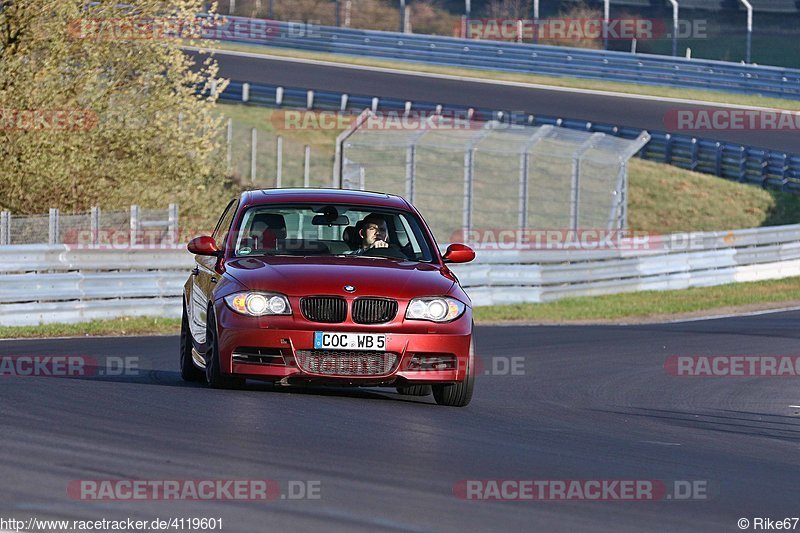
[314,332,386,351]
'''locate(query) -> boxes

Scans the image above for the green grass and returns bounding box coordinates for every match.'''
[627,158,800,232]
[0,316,181,340]
[473,277,800,323]
[206,42,800,111]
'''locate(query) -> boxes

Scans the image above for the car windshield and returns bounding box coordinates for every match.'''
[232,204,436,262]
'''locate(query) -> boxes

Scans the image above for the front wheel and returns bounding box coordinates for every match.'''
[205,309,245,390]
[180,299,204,382]
[432,337,474,407]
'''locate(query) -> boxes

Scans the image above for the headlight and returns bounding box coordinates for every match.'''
[224,292,292,317]
[405,297,465,322]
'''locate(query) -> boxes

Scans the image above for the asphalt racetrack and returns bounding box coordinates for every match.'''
[3,311,800,531]
[202,50,800,154]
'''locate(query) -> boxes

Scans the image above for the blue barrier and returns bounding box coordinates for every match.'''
[216,80,800,193]
[207,16,800,100]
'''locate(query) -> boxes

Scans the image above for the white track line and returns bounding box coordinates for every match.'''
[482,304,800,327]
[658,305,800,324]
[189,45,791,112]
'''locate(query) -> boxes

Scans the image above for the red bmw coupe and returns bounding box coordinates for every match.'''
[180,188,477,407]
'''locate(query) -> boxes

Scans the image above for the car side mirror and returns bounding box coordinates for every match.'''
[442,243,475,264]
[188,235,220,256]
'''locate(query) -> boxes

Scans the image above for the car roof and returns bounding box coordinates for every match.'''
[240,188,410,210]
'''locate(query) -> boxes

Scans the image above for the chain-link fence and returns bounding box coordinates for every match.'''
[221,117,335,189]
[0,205,178,246]
[339,115,650,244]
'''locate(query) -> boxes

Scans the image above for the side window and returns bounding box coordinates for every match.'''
[212,199,238,251]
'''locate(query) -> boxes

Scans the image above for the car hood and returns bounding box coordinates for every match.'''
[223,256,456,299]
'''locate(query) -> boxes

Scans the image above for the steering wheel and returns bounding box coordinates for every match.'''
[361,244,409,260]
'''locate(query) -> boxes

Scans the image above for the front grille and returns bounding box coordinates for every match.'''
[295,350,398,376]
[352,298,398,324]
[301,296,347,323]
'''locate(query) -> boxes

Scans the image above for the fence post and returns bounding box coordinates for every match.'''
[276,135,283,188]
[405,144,416,203]
[622,162,628,230]
[571,133,604,231]
[306,90,314,109]
[359,167,366,191]
[242,83,250,103]
[405,122,432,203]
[250,127,257,183]
[130,204,139,246]
[226,118,233,175]
[276,86,284,106]
[607,163,627,231]
[0,211,9,245]
[518,152,529,231]
[48,208,59,245]
[168,203,179,245]
[462,122,493,237]
[90,206,100,246]
[340,93,349,112]
[463,149,474,237]
[519,125,554,231]
[304,145,311,187]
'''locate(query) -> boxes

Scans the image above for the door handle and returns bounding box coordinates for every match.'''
[191,267,200,276]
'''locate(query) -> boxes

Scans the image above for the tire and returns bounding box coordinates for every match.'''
[396,384,432,396]
[180,299,204,382]
[205,308,245,390]
[432,336,474,407]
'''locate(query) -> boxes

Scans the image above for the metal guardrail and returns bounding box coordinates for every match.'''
[216,81,800,193]
[451,224,800,305]
[208,16,800,99]
[0,245,191,327]
[2,223,800,325]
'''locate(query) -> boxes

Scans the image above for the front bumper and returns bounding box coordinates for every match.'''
[214,302,472,385]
